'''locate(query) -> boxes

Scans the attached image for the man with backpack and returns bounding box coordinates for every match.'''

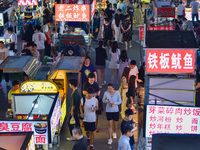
[83,73,103,132]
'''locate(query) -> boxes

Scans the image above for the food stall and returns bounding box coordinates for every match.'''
[17,0,40,33]
[55,2,95,50]
[0,132,35,150]
[0,55,84,132]
[0,7,12,43]
[0,91,61,149]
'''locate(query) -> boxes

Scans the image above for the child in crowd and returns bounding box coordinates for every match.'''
[80,87,98,150]
[121,109,137,150]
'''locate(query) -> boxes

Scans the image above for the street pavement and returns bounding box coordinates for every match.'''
[0,28,144,150]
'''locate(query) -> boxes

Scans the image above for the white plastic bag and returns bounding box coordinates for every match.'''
[70,116,76,124]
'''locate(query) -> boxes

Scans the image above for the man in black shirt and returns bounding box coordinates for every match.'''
[67,79,82,141]
[83,73,101,132]
[127,3,134,31]
[121,109,137,150]
[43,3,50,24]
[72,127,87,150]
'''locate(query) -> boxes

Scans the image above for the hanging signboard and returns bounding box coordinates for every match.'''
[55,4,90,22]
[139,26,174,41]
[146,49,196,74]
[18,0,37,6]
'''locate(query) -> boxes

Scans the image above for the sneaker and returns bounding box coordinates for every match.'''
[113,133,117,139]
[95,129,99,132]
[66,136,75,141]
[6,82,9,87]
[90,145,94,150]
[87,138,90,145]
[108,139,113,145]
[99,85,102,89]
[129,45,132,48]
[102,81,106,86]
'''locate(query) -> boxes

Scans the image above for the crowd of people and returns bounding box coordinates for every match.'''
[66,50,144,150]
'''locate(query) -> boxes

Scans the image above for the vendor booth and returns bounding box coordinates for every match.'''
[141,30,199,150]
[17,0,40,32]
[55,2,96,51]
[0,132,35,150]
[0,92,61,149]
[0,55,84,148]
[0,7,12,43]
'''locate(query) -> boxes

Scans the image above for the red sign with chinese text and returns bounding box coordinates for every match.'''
[157,7,175,18]
[146,49,195,74]
[55,4,90,22]
[139,26,174,41]
[0,121,48,145]
[91,0,95,20]
[18,0,37,6]
[146,105,200,138]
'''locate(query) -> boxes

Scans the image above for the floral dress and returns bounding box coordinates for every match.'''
[97,15,105,39]
[122,19,132,42]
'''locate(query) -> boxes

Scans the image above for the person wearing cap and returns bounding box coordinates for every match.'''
[80,87,98,150]
[183,17,194,31]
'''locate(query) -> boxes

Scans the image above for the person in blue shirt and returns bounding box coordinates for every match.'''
[78,56,97,90]
[118,125,134,150]
[103,83,122,145]
[121,109,137,150]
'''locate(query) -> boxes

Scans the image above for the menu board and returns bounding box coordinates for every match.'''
[0,121,48,145]
[146,105,200,138]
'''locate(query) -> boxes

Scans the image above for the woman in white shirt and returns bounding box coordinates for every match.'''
[109,41,121,83]
[112,14,122,43]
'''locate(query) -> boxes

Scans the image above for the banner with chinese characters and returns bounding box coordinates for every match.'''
[139,26,174,41]
[157,7,175,18]
[50,94,61,143]
[146,49,196,74]
[91,0,95,20]
[18,0,37,6]
[0,121,48,145]
[20,81,58,93]
[55,4,90,22]
[146,105,200,138]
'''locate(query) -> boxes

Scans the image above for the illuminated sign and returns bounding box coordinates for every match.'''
[139,26,174,41]
[60,98,66,127]
[20,81,58,93]
[26,134,35,150]
[146,105,200,138]
[50,94,61,143]
[18,0,37,6]
[146,49,196,74]
[55,4,90,22]
[0,121,48,145]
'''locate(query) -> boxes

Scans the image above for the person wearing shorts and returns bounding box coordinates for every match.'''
[80,87,98,150]
[103,83,122,145]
